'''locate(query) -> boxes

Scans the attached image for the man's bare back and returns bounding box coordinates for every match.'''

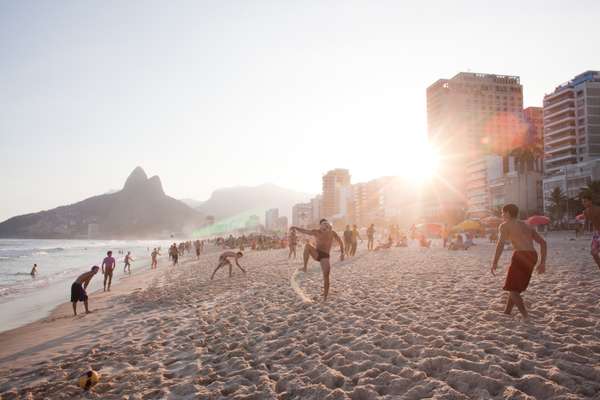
[498,220,536,252]
[75,271,95,286]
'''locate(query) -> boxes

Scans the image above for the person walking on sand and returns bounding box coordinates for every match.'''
[582,193,600,271]
[30,263,38,277]
[351,224,361,256]
[343,225,352,257]
[151,248,160,269]
[124,251,134,274]
[102,250,116,291]
[210,251,245,280]
[291,219,344,301]
[194,240,201,260]
[71,266,100,316]
[288,228,298,259]
[491,204,546,320]
[171,243,179,266]
[367,224,375,251]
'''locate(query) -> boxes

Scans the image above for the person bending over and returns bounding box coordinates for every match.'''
[211,251,245,280]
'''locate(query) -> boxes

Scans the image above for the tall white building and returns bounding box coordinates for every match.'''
[292,203,312,227]
[543,71,600,207]
[426,72,524,221]
[265,208,279,231]
[321,169,351,219]
[310,195,322,224]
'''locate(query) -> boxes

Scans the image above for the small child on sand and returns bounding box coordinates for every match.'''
[491,204,546,320]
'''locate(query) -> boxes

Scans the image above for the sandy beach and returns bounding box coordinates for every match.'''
[1,235,599,399]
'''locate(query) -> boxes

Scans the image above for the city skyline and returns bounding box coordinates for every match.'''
[2,1,600,222]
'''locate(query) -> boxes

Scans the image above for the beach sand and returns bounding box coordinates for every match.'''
[1,236,600,399]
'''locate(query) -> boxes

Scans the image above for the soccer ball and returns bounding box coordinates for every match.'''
[78,370,100,390]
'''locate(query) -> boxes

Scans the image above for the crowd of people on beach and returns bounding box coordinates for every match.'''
[62,196,600,321]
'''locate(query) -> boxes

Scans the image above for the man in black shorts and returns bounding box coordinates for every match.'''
[71,266,99,316]
[291,219,344,301]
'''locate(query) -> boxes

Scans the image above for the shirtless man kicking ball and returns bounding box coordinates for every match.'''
[291,219,344,301]
[491,204,546,320]
[211,251,245,280]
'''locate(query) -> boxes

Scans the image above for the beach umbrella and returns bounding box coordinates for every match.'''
[526,215,550,226]
[482,216,502,226]
[576,213,585,222]
[453,220,481,231]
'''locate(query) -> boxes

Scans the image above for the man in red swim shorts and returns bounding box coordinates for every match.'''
[491,204,546,320]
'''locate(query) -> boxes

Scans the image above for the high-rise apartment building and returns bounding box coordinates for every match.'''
[321,169,351,218]
[427,72,523,161]
[543,71,600,209]
[292,203,312,227]
[310,195,322,223]
[524,106,543,144]
[265,208,279,231]
[426,72,524,219]
[543,71,600,176]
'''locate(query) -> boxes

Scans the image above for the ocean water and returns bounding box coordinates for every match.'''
[0,238,174,332]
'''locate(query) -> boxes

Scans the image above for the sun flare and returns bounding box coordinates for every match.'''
[398,140,440,183]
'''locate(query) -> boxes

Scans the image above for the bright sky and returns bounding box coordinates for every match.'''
[1,0,599,222]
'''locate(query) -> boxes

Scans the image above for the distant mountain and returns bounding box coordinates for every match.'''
[194,183,312,222]
[0,167,203,239]
[180,198,205,209]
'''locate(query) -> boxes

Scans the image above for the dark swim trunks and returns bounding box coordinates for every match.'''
[503,251,538,293]
[316,250,330,261]
[71,282,88,302]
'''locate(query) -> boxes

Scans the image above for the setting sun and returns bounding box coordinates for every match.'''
[396,139,440,183]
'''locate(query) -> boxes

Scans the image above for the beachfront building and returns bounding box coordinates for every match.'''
[275,216,288,233]
[292,202,312,227]
[87,223,99,238]
[489,171,543,217]
[426,72,524,221]
[466,156,503,218]
[321,169,351,219]
[245,215,261,230]
[265,208,279,231]
[310,195,322,224]
[466,154,543,219]
[543,71,600,212]
[524,106,544,144]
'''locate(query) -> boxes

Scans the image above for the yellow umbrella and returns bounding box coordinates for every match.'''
[453,220,481,231]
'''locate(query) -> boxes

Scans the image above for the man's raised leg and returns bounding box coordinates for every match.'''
[303,243,318,272]
[103,274,108,291]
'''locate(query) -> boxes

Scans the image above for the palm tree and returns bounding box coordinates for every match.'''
[511,140,543,217]
[546,187,567,223]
